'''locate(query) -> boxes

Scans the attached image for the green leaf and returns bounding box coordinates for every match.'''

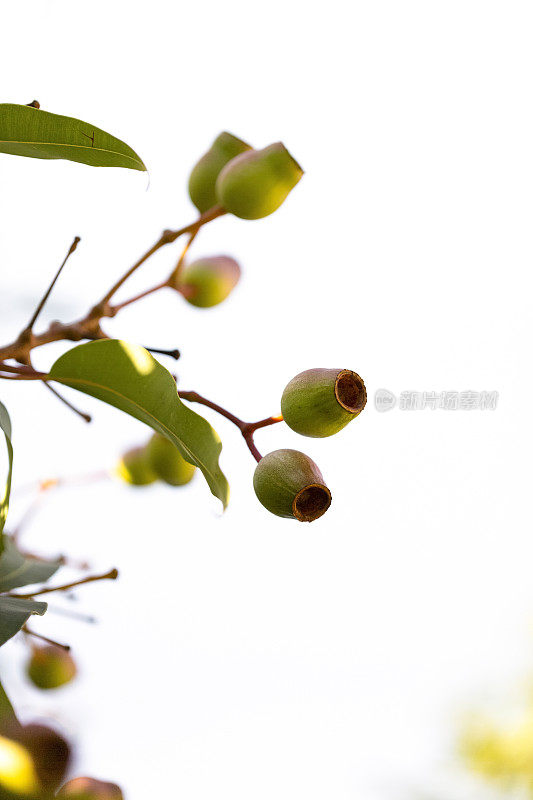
[0,678,17,726]
[49,340,230,508]
[0,537,61,593]
[0,104,146,171]
[0,596,47,648]
[0,402,13,554]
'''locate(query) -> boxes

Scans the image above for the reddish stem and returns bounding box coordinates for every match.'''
[178,391,283,463]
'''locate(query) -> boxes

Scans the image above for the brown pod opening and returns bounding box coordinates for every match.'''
[293,483,332,522]
[335,370,367,413]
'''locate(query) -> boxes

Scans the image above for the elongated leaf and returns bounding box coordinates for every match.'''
[0,537,61,593]
[49,340,229,508]
[0,596,46,648]
[0,402,13,554]
[0,104,146,171]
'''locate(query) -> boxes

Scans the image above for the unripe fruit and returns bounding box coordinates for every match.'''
[26,644,77,690]
[146,434,196,486]
[0,734,40,797]
[188,132,252,213]
[5,723,71,795]
[215,142,303,220]
[57,776,123,800]
[281,369,367,438]
[253,449,331,522]
[176,256,241,308]
[116,446,157,486]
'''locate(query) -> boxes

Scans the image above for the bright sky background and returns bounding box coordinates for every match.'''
[1,2,533,799]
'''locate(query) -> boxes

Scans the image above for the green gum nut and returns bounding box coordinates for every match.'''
[115,447,157,486]
[215,142,303,219]
[176,255,241,308]
[281,368,367,438]
[27,645,77,690]
[57,777,123,800]
[188,132,252,213]
[146,434,196,486]
[253,448,331,522]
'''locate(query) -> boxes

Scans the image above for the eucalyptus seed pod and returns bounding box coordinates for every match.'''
[146,434,196,486]
[5,723,71,795]
[26,644,77,690]
[175,255,241,308]
[115,446,157,487]
[188,132,252,213]
[253,449,331,522]
[281,369,367,438]
[57,776,124,800]
[215,142,303,219]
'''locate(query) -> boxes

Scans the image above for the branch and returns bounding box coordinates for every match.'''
[0,206,226,364]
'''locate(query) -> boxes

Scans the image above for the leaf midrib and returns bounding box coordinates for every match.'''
[0,139,144,167]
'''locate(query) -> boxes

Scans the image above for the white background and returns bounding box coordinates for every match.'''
[1,2,532,798]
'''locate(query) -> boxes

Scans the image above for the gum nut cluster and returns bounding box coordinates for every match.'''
[189,133,303,220]
[26,644,77,690]
[57,776,124,800]
[253,369,367,521]
[0,722,71,797]
[116,433,196,488]
[173,255,241,308]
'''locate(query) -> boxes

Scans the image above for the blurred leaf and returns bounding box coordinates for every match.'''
[0,402,13,553]
[0,679,16,726]
[0,597,46,648]
[49,340,229,508]
[0,537,61,593]
[0,104,146,171]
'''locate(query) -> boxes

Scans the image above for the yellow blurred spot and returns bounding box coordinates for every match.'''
[462,712,533,790]
[0,735,40,795]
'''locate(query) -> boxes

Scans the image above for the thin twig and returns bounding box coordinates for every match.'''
[178,390,283,462]
[10,568,118,599]
[46,605,96,624]
[99,205,225,305]
[178,391,246,429]
[0,207,226,363]
[144,346,181,360]
[22,625,70,651]
[12,470,110,498]
[169,228,200,286]
[26,237,80,332]
[43,382,92,422]
[108,280,169,315]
